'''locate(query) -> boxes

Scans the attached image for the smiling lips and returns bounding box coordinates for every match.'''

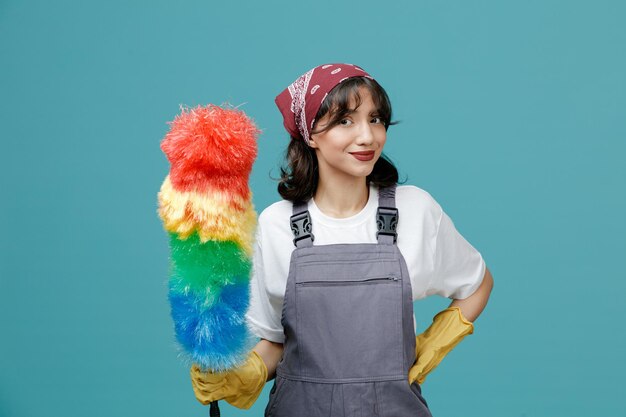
[349,151,375,161]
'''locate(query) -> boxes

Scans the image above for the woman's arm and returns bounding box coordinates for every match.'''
[449,267,494,322]
[253,339,284,381]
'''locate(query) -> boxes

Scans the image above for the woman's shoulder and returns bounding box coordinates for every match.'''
[258,199,294,232]
[394,184,443,217]
[259,199,292,219]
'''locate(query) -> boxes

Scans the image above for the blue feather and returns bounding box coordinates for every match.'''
[169,278,256,372]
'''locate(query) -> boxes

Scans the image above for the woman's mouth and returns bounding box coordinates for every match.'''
[349,151,375,161]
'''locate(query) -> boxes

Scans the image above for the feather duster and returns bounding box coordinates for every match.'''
[157,104,259,374]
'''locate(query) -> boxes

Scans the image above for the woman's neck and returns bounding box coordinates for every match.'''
[313,176,370,219]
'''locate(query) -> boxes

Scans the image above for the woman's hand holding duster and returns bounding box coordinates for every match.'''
[190,350,268,409]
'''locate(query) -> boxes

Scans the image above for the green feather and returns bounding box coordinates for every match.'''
[168,231,251,308]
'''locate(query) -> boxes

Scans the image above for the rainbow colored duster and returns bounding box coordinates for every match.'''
[157,104,259,373]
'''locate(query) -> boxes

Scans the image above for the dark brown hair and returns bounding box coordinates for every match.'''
[276,76,402,202]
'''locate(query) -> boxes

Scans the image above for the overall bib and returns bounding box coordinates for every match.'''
[265,184,433,417]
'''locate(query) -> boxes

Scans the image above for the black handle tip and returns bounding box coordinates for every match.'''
[209,400,220,417]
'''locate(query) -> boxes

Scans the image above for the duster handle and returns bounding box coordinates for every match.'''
[209,400,220,417]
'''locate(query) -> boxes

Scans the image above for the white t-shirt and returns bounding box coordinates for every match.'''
[245,183,486,343]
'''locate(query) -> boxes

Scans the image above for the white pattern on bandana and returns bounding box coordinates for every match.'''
[288,68,315,145]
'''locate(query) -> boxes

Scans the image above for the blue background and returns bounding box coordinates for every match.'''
[1,1,624,416]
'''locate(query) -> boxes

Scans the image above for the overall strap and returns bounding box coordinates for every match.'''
[376,183,398,245]
[290,200,314,248]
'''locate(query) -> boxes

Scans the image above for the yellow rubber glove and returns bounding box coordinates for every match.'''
[408,306,474,385]
[190,350,268,409]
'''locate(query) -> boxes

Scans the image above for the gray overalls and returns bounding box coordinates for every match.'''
[265,184,433,417]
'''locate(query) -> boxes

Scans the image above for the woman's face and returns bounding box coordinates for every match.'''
[309,86,387,182]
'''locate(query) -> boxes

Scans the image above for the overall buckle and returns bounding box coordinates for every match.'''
[290,211,315,246]
[376,206,398,243]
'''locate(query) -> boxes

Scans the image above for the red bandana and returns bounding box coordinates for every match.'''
[274,63,375,145]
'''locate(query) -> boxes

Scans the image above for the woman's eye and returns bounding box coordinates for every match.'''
[339,119,352,126]
[371,117,383,124]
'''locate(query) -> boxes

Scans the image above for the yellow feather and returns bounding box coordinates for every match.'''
[157,176,257,256]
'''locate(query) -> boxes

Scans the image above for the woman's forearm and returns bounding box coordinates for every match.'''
[449,267,494,322]
[253,339,284,381]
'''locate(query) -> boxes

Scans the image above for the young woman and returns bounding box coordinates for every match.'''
[191,63,494,416]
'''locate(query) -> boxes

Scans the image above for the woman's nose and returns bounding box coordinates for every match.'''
[356,121,374,144]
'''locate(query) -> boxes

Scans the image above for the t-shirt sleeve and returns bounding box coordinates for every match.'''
[426,206,486,300]
[245,218,286,343]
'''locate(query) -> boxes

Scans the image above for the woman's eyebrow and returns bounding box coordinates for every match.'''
[344,108,380,115]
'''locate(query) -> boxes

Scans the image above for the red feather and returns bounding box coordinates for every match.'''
[161,104,260,199]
